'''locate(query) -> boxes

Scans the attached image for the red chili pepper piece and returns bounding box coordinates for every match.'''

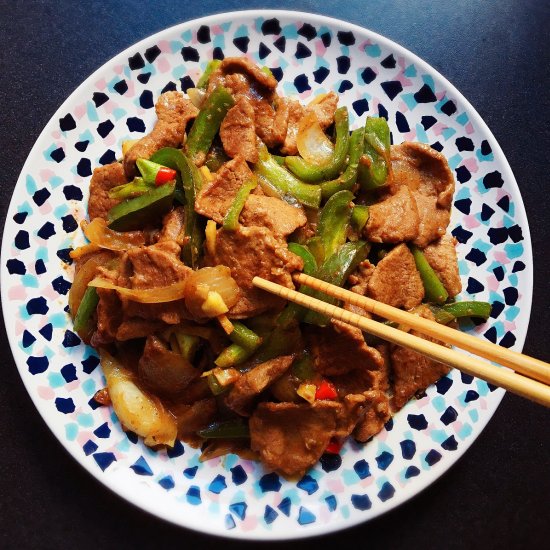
[325,438,343,454]
[155,166,177,186]
[315,379,338,400]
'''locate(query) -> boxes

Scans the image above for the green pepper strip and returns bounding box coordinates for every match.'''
[107,181,175,231]
[358,116,391,191]
[253,144,321,209]
[198,419,250,439]
[222,177,257,231]
[108,177,154,200]
[207,374,227,396]
[196,60,222,89]
[150,148,204,267]
[272,154,286,166]
[285,107,350,183]
[291,354,315,382]
[320,127,365,199]
[351,205,369,232]
[173,330,200,361]
[73,287,99,334]
[214,343,255,369]
[275,243,318,328]
[431,301,492,324]
[410,245,449,304]
[288,243,318,274]
[204,143,230,172]
[229,321,263,351]
[303,241,369,326]
[316,190,354,263]
[186,86,235,166]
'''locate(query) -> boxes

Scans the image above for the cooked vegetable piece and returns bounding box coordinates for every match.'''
[173,331,200,361]
[316,189,354,262]
[431,301,492,324]
[303,241,369,325]
[73,286,99,335]
[108,177,153,200]
[320,127,365,199]
[291,355,315,381]
[89,276,188,303]
[229,321,263,351]
[315,380,338,400]
[358,116,391,190]
[150,148,204,267]
[184,265,240,319]
[107,181,175,231]
[186,86,235,166]
[196,60,222,89]
[215,343,255,368]
[82,218,146,251]
[100,350,177,447]
[198,419,250,439]
[222,177,257,231]
[350,205,369,232]
[288,243,318,275]
[204,142,230,172]
[254,144,322,209]
[295,111,335,165]
[285,107,350,183]
[410,244,449,304]
[136,158,177,186]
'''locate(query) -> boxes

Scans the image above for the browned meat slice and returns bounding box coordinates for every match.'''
[218,57,278,92]
[120,242,192,326]
[353,390,392,442]
[124,92,198,178]
[115,318,167,341]
[239,195,307,236]
[306,91,338,129]
[170,398,217,448]
[391,307,451,409]
[253,99,289,149]
[343,261,376,316]
[422,234,462,297]
[365,186,420,243]
[306,320,384,376]
[280,100,305,155]
[225,355,294,416]
[158,206,186,245]
[195,156,254,223]
[205,225,303,318]
[138,335,200,396]
[250,401,342,477]
[126,242,190,289]
[367,244,424,309]
[219,97,258,163]
[88,162,126,220]
[390,142,455,247]
[92,287,123,345]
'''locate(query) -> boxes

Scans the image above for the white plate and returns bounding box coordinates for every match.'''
[0,10,532,539]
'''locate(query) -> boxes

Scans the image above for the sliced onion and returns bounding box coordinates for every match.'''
[187,87,206,109]
[185,266,240,319]
[100,349,177,447]
[89,277,187,303]
[296,111,334,165]
[83,218,146,251]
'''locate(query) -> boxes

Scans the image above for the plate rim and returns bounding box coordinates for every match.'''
[0,9,534,540]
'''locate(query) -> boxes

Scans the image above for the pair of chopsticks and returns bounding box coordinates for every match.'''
[252,274,550,407]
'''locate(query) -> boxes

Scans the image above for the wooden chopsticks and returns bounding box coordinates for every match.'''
[252,276,550,408]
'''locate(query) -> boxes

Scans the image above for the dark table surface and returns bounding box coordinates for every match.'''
[1,1,549,548]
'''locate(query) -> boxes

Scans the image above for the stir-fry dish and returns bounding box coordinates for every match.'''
[69,57,491,477]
